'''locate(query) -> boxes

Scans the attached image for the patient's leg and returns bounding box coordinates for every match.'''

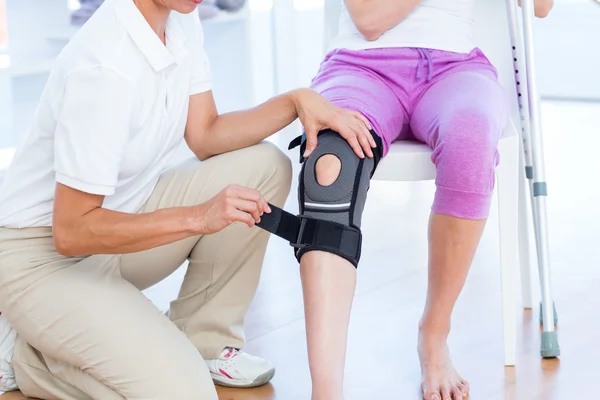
[411,68,508,400]
[300,154,356,400]
[301,251,356,400]
[295,46,405,399]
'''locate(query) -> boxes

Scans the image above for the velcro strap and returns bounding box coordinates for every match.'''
[255,205,300,244]
[256,204,362,267]
[288,135,304,150]
[288,134,306,163]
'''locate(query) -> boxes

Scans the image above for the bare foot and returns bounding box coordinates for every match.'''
[418,330,469,400]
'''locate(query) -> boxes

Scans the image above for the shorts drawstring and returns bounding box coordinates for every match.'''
[416,48,434,82]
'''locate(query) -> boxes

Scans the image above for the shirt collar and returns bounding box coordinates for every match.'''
[113,0,189,72]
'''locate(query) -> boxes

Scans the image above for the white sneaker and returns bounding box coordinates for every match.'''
[205,347,275,388]
[0,313,17,392]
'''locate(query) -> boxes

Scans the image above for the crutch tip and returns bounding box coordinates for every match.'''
[540,331,561,358]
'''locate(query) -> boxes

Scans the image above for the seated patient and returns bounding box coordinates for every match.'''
[287,1,553,399]
[0,0,367,398]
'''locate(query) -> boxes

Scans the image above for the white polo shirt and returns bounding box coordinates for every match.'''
[0,0,212,228]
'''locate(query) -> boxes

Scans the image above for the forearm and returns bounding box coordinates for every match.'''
[519,0,554,17]
[54,206,198,256]
[345,0,421,41]
[190,91,298,160]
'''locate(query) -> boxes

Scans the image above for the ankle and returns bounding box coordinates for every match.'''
[312,390,344,400]
[418,317,451,338]
[312,380,343,400]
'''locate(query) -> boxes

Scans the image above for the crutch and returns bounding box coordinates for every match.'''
[504,0,560,358]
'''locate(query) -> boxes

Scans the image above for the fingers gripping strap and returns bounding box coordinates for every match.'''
[256,204,362,267]
[289,128,384,167]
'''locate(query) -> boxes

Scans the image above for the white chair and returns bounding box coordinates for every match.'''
[322,0,533,367]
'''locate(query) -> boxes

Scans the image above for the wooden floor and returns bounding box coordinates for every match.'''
[2,101,599,399]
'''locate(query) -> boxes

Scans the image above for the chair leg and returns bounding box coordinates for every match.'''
[518,141,534,309]
[497,134,520,367]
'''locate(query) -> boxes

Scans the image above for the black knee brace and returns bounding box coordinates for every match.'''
[257,129,382,267]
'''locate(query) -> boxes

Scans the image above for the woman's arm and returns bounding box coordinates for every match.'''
[345,0,552,43]
[53,184,199,255]
[50,67,271,256]
[522,0,554,17]
[183,90,298,161]
[344,0,422,41]
[52,183,268,256]
[184,88,374,160]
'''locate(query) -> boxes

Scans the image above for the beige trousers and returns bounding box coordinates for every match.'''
[0,143,292,400]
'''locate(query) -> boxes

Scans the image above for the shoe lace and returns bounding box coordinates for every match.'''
[222,347,240,359]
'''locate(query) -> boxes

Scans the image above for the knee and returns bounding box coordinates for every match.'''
[438,108,500,168]
[315,154,342,186]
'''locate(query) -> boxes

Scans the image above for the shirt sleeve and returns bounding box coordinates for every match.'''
[189,17,213,95]
[54,67,136,196]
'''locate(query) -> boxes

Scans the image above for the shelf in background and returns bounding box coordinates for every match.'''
[1,8,249,80]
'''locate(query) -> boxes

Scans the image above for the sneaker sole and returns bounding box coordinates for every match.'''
[212,368,275,388]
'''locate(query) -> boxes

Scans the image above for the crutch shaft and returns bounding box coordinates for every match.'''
[505,0,542,263]
[520,0,556,330]
[521,0,547,184]
[505,0,534,172]
[505,0,559,348]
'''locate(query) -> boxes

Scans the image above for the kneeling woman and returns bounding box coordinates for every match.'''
[0,0,368,398]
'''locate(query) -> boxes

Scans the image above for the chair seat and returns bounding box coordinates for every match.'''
[373,141,436,182]
[372,122,518,182]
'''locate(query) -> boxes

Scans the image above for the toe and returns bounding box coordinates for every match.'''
[451,386,464,400]
[423,388,441,400]
[422,385,441,400]
[461,379,470,392]
[456,383,469,397]
[441,386,452,400]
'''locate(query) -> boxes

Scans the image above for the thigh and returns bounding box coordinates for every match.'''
[410,69,509,148]
[120,142,291,290]
[311,50,407,152]
[0,233,217,399]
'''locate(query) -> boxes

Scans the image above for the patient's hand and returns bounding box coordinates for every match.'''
[292,88,376,159]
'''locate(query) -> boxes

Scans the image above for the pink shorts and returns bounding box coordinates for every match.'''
[309,47,509,219]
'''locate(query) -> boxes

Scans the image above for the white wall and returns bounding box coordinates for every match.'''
[535,1,600,101]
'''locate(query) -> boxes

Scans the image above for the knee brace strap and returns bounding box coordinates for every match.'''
[256,204,362,267]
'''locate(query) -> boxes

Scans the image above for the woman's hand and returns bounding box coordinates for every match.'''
[192,184,271,234]
[292,88,377,159]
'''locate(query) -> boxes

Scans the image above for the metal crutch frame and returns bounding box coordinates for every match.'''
[504,0,560,358]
